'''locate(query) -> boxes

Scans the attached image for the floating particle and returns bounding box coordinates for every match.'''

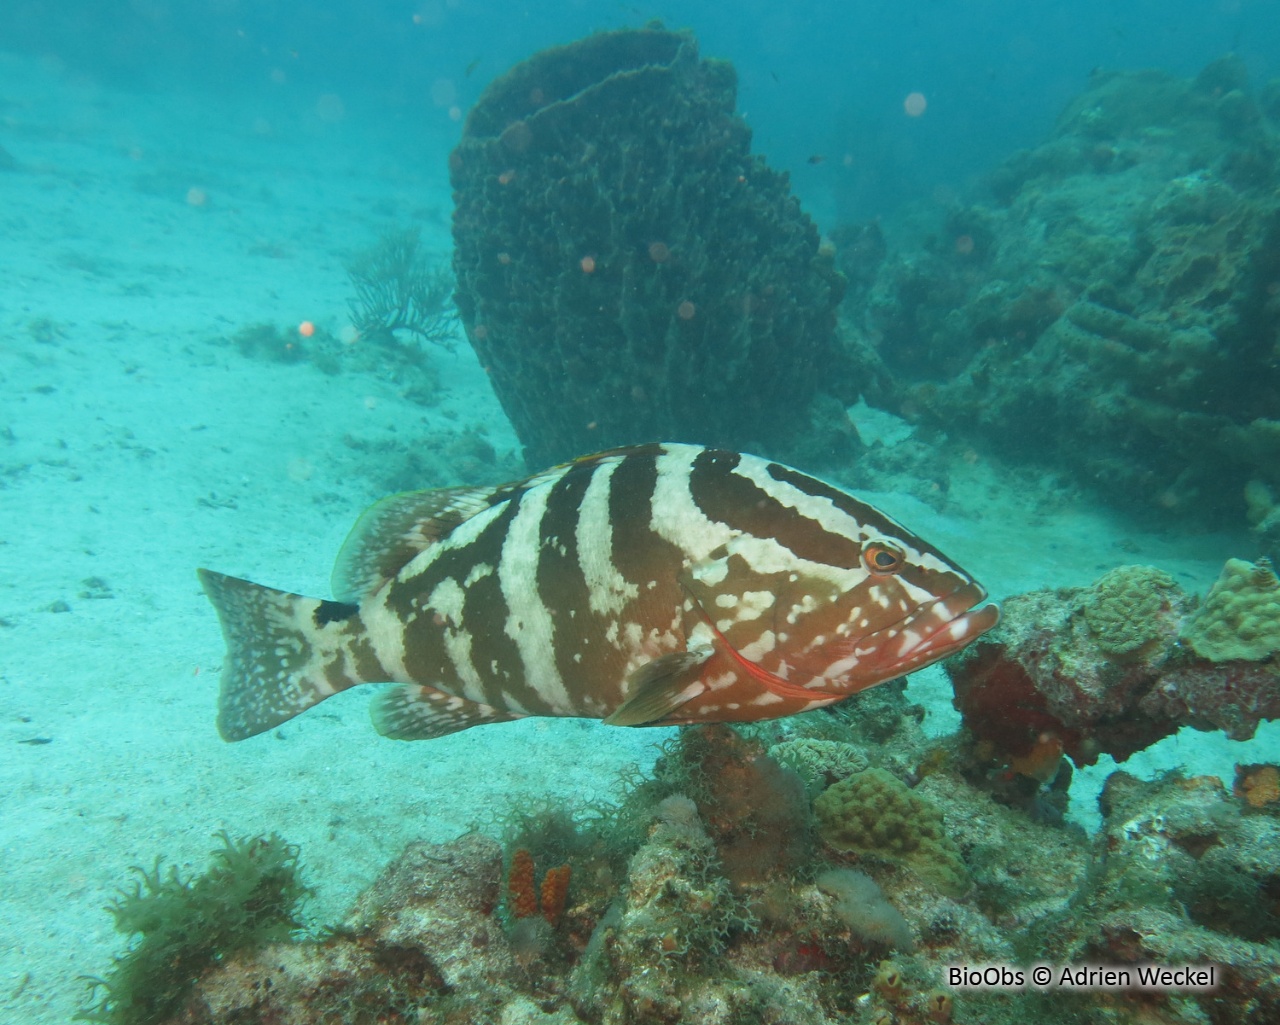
[677,300,696,320]
[430,78,457,108]
[315,93,346,122]
[904,91,927,117]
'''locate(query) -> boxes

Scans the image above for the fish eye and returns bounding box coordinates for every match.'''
[862,542,904,575]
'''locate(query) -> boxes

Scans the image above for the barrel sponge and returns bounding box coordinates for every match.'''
[449,26,846,467]
[1182,557,1280,662]
[813,768,970,897]
[1077,564,1181,660]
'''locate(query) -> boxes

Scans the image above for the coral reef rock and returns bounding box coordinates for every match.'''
[1045,771,1280,1023]
[839,54,1280,525]
[450,26,849,467]
[151,833,522,1024]
[948,567,1191,767]
[948,563,1280,770]
[139,730,1280,1025]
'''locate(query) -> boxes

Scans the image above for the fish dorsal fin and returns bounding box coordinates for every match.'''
[332,485,497,602]
[604,649,712,727]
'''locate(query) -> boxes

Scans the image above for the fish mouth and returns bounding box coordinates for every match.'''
[785,581,1001,699]
[883,582,1001,674]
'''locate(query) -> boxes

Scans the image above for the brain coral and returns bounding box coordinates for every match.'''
[768,738,869,794]
[813,768,970,897]
[1077,564,1181,661]
[1182,557,1280,662]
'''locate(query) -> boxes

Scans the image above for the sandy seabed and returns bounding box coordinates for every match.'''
[1,52,1275,1024]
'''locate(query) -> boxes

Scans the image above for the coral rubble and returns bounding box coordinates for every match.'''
[450,26,850,468]
[92,716,1280,1025]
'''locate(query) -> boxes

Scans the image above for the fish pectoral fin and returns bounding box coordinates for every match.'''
[370,683,522,741]
[604,649,712,727]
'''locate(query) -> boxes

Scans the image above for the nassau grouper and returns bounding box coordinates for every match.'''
[199,443,999,741]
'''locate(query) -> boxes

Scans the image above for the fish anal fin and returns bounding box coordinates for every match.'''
[331,485,498,602]
[604,649,712,727]
[371,683,521,740]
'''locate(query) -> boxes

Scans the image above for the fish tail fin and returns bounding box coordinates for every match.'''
[198,568,374,741]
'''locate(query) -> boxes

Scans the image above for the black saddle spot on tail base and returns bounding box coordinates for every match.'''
[315,599,359,626]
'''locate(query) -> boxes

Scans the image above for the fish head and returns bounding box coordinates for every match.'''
[807,529,1001,691]
[681,498,999,704]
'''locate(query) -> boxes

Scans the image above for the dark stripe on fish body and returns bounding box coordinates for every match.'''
[384,552,457,699]
[391,496,525,712]
[691,450,862,570]
[349,634,389,684]
[608,449,684,602]
[767,460,973,576]
[537,460,598,700]
[314,599,359,626]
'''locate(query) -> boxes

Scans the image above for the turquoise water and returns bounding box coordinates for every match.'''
[3,4,1279,1022]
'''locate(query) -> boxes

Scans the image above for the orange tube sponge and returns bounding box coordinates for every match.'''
[508,848,538,919]
[540,863,571,927]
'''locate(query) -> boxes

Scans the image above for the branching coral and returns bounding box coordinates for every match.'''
[346,226,457,350]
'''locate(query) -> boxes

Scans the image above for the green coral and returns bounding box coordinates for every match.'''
[79,831,312,1025]
[1181,557,1280,661]
[1077,564,1179,659]
[813,768,970,897]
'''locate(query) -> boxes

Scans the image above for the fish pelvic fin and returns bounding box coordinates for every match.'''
[198,568,381,741]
